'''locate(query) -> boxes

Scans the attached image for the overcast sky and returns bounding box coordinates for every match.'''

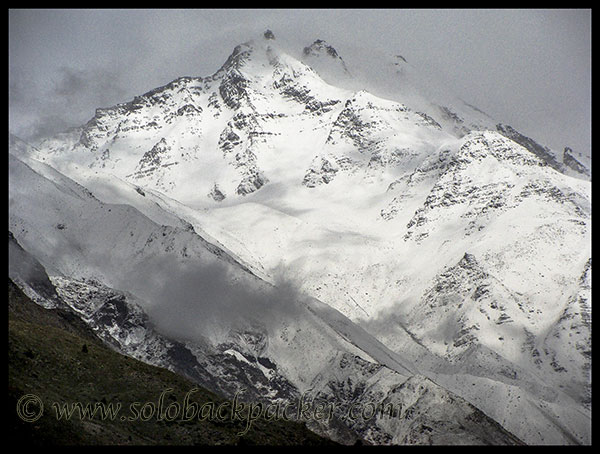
[9,9,591,158]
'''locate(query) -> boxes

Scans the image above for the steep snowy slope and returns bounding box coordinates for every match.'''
[9,151,403,378]
[13,30,590,444]
[9,150,527,444]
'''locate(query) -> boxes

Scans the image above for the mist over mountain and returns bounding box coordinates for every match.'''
[9,28,591,445]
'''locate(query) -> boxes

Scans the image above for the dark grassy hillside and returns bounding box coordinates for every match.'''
[8,279,335,446]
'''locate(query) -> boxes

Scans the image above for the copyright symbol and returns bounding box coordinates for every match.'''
[16,394,44,422]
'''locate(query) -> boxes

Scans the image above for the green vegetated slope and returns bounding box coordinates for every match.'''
[8,278,335,446]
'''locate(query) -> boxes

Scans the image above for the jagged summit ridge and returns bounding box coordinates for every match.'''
[303,39,342,60]
[301,38,352,82]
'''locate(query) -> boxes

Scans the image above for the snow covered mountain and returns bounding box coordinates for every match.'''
[9,30,590,445]
[8,147,522,445]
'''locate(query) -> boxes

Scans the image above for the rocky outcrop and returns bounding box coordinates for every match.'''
[208,183,226,202]
[496,123,564,173]
[563,147,590,177]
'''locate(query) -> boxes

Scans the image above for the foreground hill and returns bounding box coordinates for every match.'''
[8,278,334,446]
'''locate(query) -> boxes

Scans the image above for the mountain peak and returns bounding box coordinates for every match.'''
[263,29,275,40]
[303,39,341,59]
[212,41,257,80]
[301,39,351,82]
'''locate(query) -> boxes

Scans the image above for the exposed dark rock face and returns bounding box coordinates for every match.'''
[326,98,378,152]
[217,110,268,196]
[219,71,249,110]
[273,74,340,115]
[304,39,341,59]
[496,124,564,172]
[303,157,340,187]
[208,183,226,202]
[236,168,267,196]
[563,147,590,177]
[302,39,351,75]
[136,138,170,174]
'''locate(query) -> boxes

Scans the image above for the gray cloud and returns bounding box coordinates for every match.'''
[53,66,128,108]
[10,63,129,141]
[118,253,305,344]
